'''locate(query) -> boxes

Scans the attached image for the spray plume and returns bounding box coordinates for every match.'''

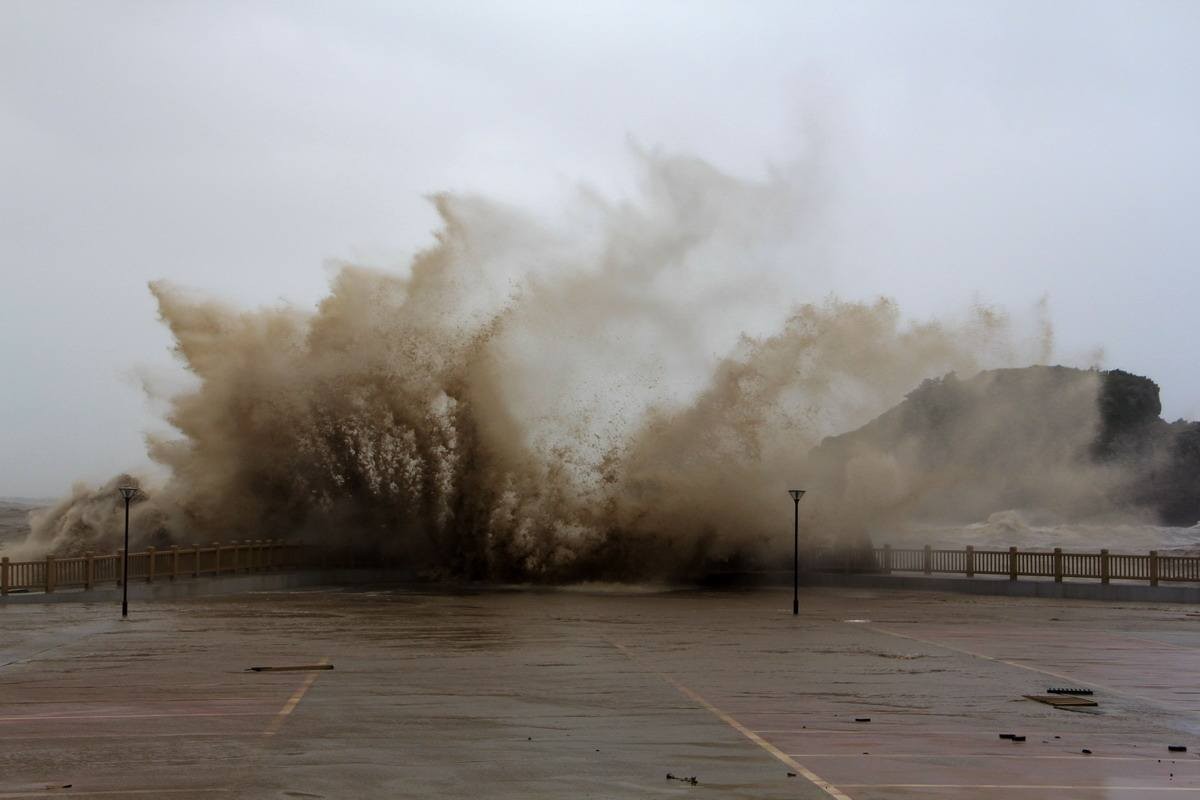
[22,151,1085,579]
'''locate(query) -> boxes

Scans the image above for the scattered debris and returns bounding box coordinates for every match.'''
[854,718,871,723]
[1169,746,1188,752]
[1047,687,1094,695]
[1024,694,1097,708]
[1082,749,1092,755]
[247,664,334,672]
[787,772,797,778]
[1011,736,1026,742]
[666,773,698,786]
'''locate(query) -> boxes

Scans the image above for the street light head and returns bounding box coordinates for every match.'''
[788,489,806,501]
[117,486,139,501]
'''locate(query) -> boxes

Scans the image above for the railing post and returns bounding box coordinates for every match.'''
[1,556,8,596]
[254,539,263,571]
[1150,550,1159,586]
[965,545,975,578]
[193,544,201,578]
[232,541,241,573]
[170,545,180,580]
[1100,549,1110,584]
[146,546,156,583]
[266,539,275,570]
[45,555,55,593]
[1054,548,1063,583]
[85,552,95,590]
[923,545,932,575]
[882,544,892,575]
[212,542,221,574]
[1009,546,1018,581]
[118,548,125,586]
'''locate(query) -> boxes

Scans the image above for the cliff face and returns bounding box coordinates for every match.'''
[1091,369,1199,525]
[812,366,1200,526]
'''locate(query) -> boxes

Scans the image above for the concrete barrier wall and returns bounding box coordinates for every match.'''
[803,571,1200,603]
[7,566,1200,605]
[0,569,404,605]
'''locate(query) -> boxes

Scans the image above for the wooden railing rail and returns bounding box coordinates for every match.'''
[810,546,1200,587]
[0,540,312,596]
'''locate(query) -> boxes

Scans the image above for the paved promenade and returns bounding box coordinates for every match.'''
[2,586,1199,798]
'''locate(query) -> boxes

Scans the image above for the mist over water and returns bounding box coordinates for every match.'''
[21,151,1090,578]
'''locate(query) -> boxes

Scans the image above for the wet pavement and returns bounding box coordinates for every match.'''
[3,586,1200,798]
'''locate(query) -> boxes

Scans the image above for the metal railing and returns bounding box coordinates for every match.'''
[813,545,1200,586]
[0,540,309,595]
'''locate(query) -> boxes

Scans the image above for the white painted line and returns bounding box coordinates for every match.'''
[0,712,274,722]
[865,624,1163,706]
[609,639,854,800]
[839,785,1200,791]
[0,790,230,798]
[791,753,1200,763]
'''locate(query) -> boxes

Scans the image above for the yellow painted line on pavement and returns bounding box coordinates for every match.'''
[262,657,330,737]
[608,640,854,800]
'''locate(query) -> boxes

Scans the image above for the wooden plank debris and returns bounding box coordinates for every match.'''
[1024,694,1097,708]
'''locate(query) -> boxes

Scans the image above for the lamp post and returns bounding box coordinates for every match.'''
[788,489,805,616]
[117,486,138,618]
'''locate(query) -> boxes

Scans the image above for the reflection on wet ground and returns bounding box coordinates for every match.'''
[3,586,1200,798]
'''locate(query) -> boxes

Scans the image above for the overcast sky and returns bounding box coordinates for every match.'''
[2,0,1198,498]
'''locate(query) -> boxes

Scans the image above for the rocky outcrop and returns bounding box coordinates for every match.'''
[812,366,1199,526]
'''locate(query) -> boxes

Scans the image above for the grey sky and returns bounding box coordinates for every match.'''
[2,0,1198,498]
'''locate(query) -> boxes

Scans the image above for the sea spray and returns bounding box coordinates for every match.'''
[21,151,1074,578]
